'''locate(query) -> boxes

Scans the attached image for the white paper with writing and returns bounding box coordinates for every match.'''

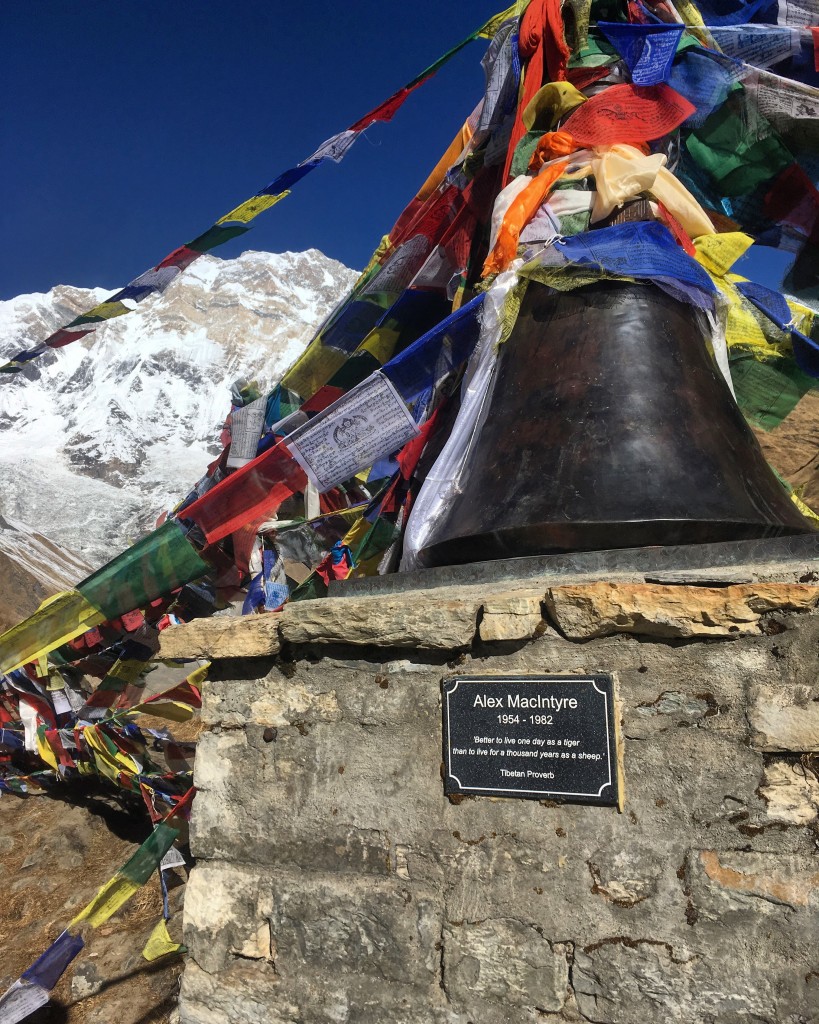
[227,396,268,468]
[285,372,419,492]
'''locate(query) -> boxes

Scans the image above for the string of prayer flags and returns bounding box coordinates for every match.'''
[182,297,486,539]
[0,520,210,673]
[0,822,180,1023]
[0,5,514,378]
[70,823,179,929]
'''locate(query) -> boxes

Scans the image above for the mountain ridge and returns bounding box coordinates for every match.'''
[0,249,358,564]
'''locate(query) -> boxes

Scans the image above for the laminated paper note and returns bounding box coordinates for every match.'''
[227,396,268,468]
[285,372,419,492]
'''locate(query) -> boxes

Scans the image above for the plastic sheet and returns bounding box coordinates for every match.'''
[401,264,523,571]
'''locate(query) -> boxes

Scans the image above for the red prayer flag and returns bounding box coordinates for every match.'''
[184,441,307,545]
[348,83,422,132]
[156,245,200,272]
[561,83,695,146]
[46,328,95,349]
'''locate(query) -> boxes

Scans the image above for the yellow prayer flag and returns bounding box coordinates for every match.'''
[694,233,754,278]
[523,82,586,131]
[786,299,814,336]
[282,340,348,400]
[361,324,401,364]
[142,918,184,961]
[70,874,140,929]
[710,276,785,360]
[36,730,59,771]
[187,664,210,687]
[127,700,195,723]
[792,492,819,524]
[477,3,522,38]
[82,301,131,322]
[84,727,142,778]
[216,191,290,225]
[0,589,106,675]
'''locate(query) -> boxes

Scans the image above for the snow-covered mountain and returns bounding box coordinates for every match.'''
[0,250,358,565]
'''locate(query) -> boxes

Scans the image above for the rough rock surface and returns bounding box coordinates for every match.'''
[0,516,91,632]
[0,250,357,564]
[544,581,819,640]
[154,579,819,657]
[759,760,819,825]
[478,591,545,642]
[159,615,281,660]
[179,597,819,1023]
[278,594,483,649]
[755,389,819,510]
[749,682,819,751]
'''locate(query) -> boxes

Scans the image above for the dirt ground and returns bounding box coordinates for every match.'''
[0,781,188,1024]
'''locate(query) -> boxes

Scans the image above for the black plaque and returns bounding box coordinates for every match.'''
[442,674,619,805]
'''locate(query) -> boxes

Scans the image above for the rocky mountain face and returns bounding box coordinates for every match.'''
[0,515,92,632]
[0,250,358,566]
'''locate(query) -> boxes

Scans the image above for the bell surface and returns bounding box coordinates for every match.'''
[419,280,814,567]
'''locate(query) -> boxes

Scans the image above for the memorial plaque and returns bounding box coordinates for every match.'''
[442,675,619,805]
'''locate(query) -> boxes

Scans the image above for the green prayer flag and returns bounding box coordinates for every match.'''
[121,823,180,887]
[78,521,209,621]
[730,354,815,431]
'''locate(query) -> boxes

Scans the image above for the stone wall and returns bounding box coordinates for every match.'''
[178,580,819,1024]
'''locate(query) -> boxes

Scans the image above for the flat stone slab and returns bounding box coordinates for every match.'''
[545,582,819,640]
[279,594,482,649]
[330,533,819,599]
[478,591,544,642]
[158,615,281,660]
[157,580,818,657]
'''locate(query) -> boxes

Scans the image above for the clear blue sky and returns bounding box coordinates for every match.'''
[2,0,789,299]
[1,0,501,298]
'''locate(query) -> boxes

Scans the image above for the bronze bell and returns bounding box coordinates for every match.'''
[418,280,814,567]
